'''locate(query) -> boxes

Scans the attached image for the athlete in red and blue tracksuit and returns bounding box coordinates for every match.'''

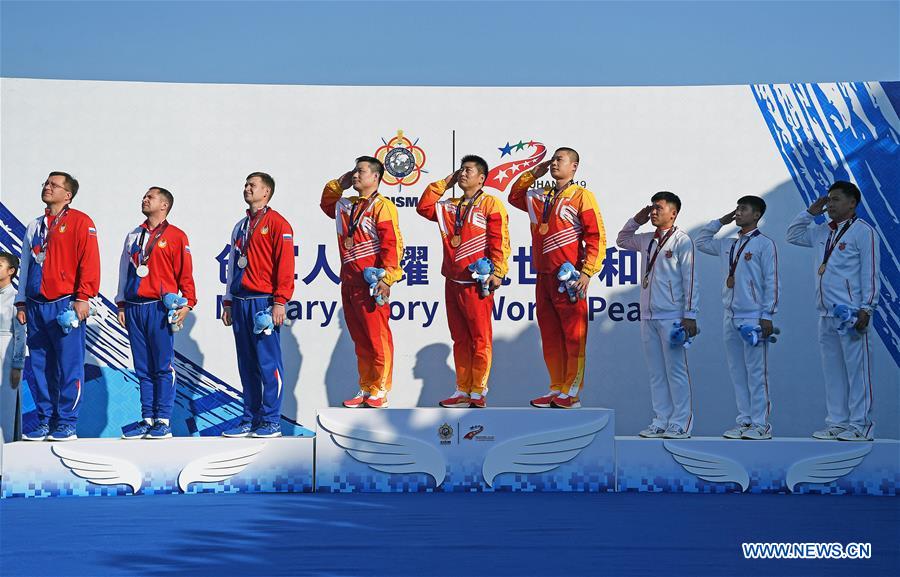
[16,173,100,441]
[222,173,295,437]
[115,191,196,438]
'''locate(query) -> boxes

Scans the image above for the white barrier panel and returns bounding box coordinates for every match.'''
[616,437,899,496]
[1,437,314,498]
[315,408,615,492]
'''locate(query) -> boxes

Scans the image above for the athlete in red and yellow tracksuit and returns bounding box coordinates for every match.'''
[418,177,510,407]
[321,179,404,406]
[508,170,606,406]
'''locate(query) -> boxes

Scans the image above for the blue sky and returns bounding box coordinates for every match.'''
[1,0,898,86]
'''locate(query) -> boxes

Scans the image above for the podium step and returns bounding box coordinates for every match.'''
[1,436,314,498]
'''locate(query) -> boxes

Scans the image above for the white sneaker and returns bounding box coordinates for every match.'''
[638,425,666,438]
[812,426,846,440]
[663,425,690,439]
[723,424,751,439]
[741,425,772,440]
[836,428,873,442]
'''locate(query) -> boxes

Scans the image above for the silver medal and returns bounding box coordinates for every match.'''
[136,264,150,278]
[237,255,249,269]
[35,252,46,264]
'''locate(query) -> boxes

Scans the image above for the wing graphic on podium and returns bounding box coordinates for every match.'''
[52,445,143,494]
[663,442,750,492]
[785,445,873,493]
[481,415,610,487]
[177,442,268,492]
[317,414,447,486]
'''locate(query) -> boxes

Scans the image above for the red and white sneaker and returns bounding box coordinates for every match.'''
[551,395,581,409]
[365,395,389,409]
[469,397,486,408]
[343,391,368,408]
[439,393,471,408]
[530,391,559,408]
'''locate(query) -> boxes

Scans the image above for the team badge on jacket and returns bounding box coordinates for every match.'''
[665,250,673,258]
[839,242,846,251]
[744,252,753,261]
[261,226,269,235]
[158,239,168,248]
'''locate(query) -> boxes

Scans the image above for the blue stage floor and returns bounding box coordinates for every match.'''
[2,493,898,577]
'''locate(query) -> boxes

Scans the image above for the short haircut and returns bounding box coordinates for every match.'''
[356,156,385,181]
[828,180,861,205]
[555,147,580,164]
[460,154,489,176]
[49,171,80,199]
[247,172,276,197]
[737,195,766,217]
[0,252,19,278]
[651,191,682,213]
[151,187,174,213]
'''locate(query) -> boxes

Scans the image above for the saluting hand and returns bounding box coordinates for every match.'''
[444,170,460,190]
[719,209,737,226]
[634,205,652,225]
[531,160,551,179]
[807,196,828,216]
[338,170,354,191]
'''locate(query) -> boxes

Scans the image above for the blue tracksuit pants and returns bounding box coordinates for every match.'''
[125,300,176,420]
[231,295,284,425]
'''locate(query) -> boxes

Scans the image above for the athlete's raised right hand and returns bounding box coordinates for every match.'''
[634,205,652,225]
[530,160,551,179]
[338,170,354,191]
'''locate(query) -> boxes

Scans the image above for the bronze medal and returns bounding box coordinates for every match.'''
[726,275,735,289]
[818,263,826,275]
[538,223,549,235]
[344,236,354,250]
[450,235,462,248]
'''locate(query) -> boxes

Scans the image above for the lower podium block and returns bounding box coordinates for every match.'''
[616,437,899,496]
[1,436,314,498]
[315,408,615,492]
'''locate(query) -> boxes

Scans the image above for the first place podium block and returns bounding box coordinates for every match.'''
[315,408,615,493]
[1,436,314,498]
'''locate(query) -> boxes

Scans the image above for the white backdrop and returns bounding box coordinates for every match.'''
[2,79,896,438]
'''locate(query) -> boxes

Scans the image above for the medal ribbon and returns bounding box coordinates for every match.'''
[346,193,378,242]
[453,189,483,238]
[37,206,69,254]
[236,207,269,256]
[645,227,677,278]
[133,221,169,267]
[540,181,572,226]
[727,229,760,279]
[821,217,856,271]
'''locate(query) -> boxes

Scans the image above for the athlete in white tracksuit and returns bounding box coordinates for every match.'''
[786,181,879,442]
[695,196,779,440]
[618,192,699,439]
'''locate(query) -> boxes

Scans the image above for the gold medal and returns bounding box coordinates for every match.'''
[726,275,735,289]
[450,235,462,248]
[641,275,649,289]
[538,223,549,235]
[344,237,354,250]
[818,263,826,275]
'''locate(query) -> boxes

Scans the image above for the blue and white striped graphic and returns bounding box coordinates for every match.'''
[753,81,900,368]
